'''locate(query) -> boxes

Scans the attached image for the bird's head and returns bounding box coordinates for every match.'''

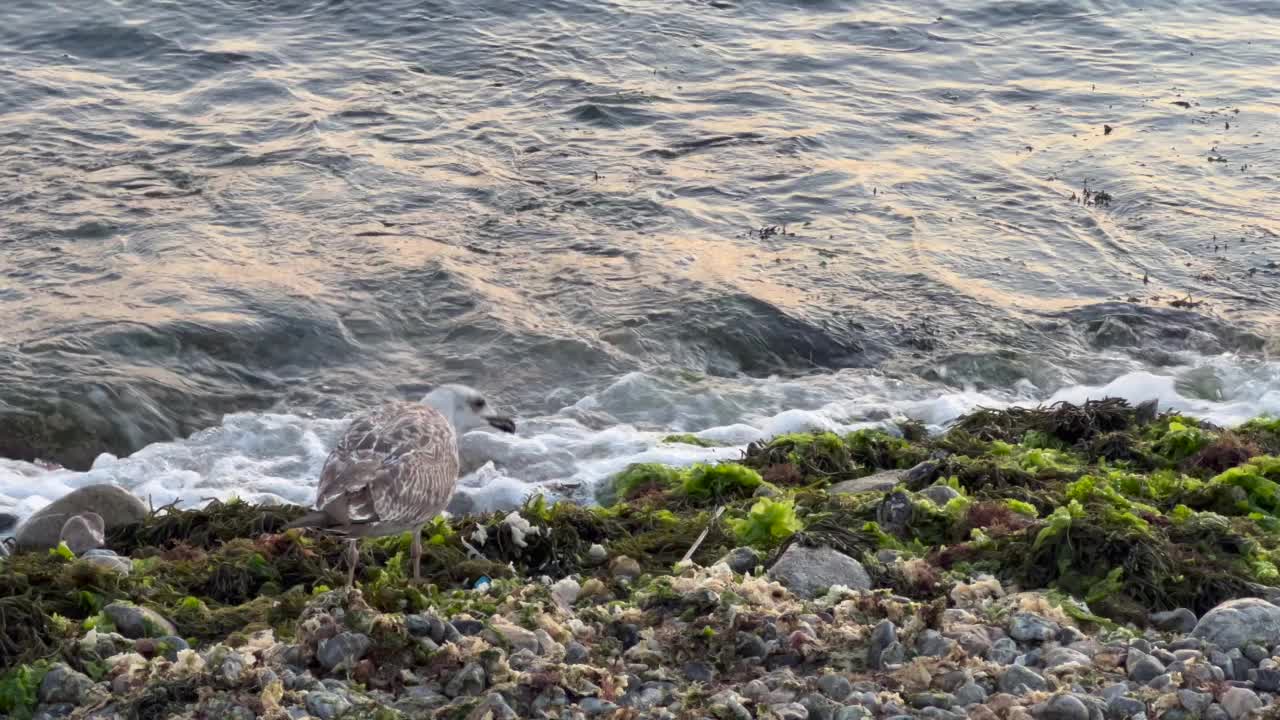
[422,384,516,435]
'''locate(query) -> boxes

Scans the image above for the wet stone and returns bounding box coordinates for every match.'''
[1151,608,1198,634]
[999,665,1048,694]
[317,632,370,672]
[38,664,95,705]
[1127,650,1166,683]
[304,691,351,720]
[565,641,590,664]
[718,546,762,574]
[817,674,852,702]
[954,682,987,706]
[103,601,175,639]
[451,618,485,636]
[868,620,898,669]
[1039,694,1089,720]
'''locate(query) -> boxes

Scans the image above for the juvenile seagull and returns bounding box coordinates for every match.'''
[287,384,516,587]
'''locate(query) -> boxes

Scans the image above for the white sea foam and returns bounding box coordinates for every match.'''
[2,354,1278,530]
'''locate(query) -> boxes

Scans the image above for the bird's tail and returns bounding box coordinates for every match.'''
[285,510,331,530]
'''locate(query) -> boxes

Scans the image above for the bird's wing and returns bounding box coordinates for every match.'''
[315,402,459,529]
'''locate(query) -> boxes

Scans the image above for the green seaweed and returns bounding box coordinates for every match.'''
[662,433,719,447]
[681,463,763,502]
[728,497,803,549]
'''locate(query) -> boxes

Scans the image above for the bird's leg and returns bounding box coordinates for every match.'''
[345,539,359,589]
[411,524,424,583]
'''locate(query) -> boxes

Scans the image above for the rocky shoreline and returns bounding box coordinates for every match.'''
[4,398,1280,720]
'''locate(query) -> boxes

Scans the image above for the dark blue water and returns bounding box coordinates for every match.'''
[2,0,1278,468]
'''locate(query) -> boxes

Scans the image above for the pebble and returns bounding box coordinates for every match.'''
[38,664,95,705]
[770,702,810,720]
[586,544,608,565]
[1126,650,1166,683]
[718,546,762,574]
[1220,686,1261,720]
[565,641,590,664]
[954,682,987,706]
[999,665,1048,694]
[817,674,852,702]
[683,661,715,684]
[1039,694,1090,720]
[80,554,131,575]
[103,601,176,639]
[735,631,768,659]
[1009,612,1059,643]
[610,555,642,580]
[868,620,898,669]
[304,691,351,720]
[1178,689,1212,715]
[1151,608,1198,634]
[444,662,486,698]
[768,544,871,598]
[916,629,955,658]
[990,637,1019,664]
[317,632,370,672]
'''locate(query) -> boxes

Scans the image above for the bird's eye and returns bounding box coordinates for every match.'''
[472,398,486,410]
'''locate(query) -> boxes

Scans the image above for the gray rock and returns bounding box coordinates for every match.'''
[909,692,955,710]
[868,620,897,669]
[621,682,674,711]
[317,632,370,672]
[1057,626,1087,645]
[818,674,852,702]
[1178,690,1212,715]
[103,601,175,639]
[38,663,96,705]
[829,470,903,495]
[477,693,518,720]
[990,637,1019,664]
[876,492,914,533]
[80,554,131,575]
[1010,612,1060,643]
[1127,650,1166,683]
[954,682,987,706]
[735,632,768,659]
[684,661,715,684]
[406,613,446,642]
[1254,667,1280,692]
[1151,608,1198,634]
[153,636,189,662]
[919,485,961,507]
[1220,686,1262,720]
[718,547,762,575]
[770,702,810,720]
[1039,694,1089,720]
[916,630,955,658]
[587,543,608,565]
[1147,672,1176,690]
[0,512,17,534]
[15,485,148,551]
[802,692,839,720]
[305,691,351,720]
[581,697,619,716]
[58,512,105,555]
[1192,598,1280,651]
[833,707,872,720]
[32,704,76,720]
[1043,647,1093,671]
[1244,643,1270,663]
[1105,696,1145,719]
[445,662,486,698]
[936,670,971,693]
[879,641,907,666]
[999,665,1049,694]
[768,544,871,599]
[565,641,590,664]
[1204,705,1230,720]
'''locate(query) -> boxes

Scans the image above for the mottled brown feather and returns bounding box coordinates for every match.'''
[310,401,459,537]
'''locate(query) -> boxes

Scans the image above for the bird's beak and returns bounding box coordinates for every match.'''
[486,415,516,433]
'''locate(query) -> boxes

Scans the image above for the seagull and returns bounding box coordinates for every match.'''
[286,384,516,587]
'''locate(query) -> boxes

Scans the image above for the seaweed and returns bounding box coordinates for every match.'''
[727,497,803,550]
[681,463,763,502]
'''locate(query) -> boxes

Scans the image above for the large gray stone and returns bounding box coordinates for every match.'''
[1039,694,1089,720]
[15,485,147,551]
[999,665,1048,694]
[103,601,175,639]
[1009,612,1059,643]
[317,632,370,672]
[59,512,105,555]
[1151,608,1197,634]
[1127,650,1166,683]
[1220,686,1261,720]
[829,470,903,495]
[1192,598,1280,651]
[305,691,351,720]
[768,544,871,599]
[39,663,95,705]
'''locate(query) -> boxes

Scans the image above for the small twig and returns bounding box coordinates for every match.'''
[680,505,726,566]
